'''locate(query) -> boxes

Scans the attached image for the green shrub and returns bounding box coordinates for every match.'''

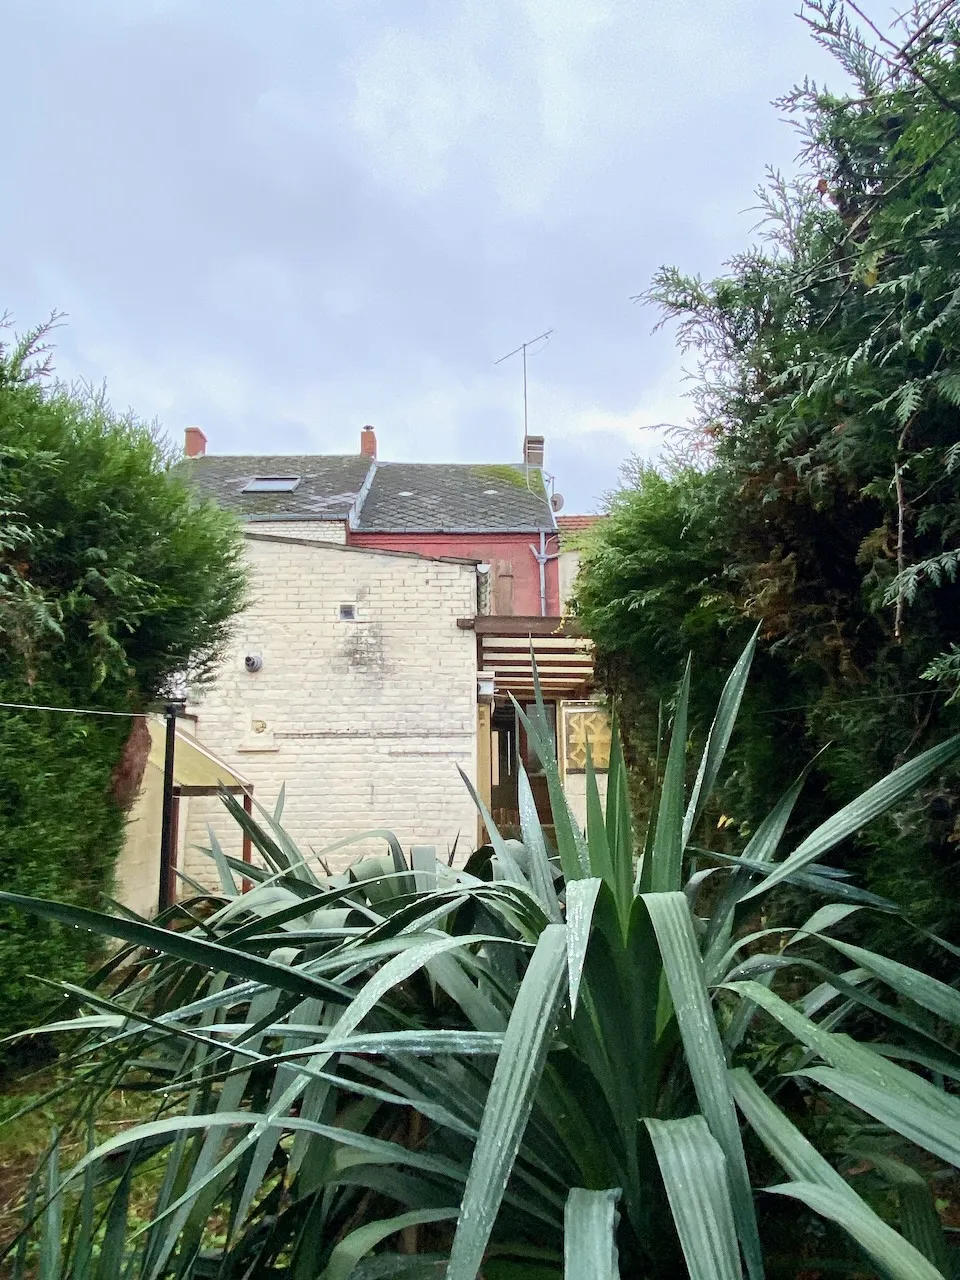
[574,1,960,948]
[0,317,246,1044]
[0,685,128,1049]
[5,640,960,1278]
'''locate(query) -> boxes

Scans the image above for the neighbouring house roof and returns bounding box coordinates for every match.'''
[557,513,604,547]
[556,515,603,533]
[181,454,556,533]
[180,455,373,520]
[356,462,555,534]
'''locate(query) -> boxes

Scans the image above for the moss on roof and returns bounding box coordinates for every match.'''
[357,462,554,533]
[470,463,527,490]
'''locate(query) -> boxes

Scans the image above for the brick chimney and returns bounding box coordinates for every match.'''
[360,425,377,459]
[524,435,545,468]
[184,426,207,458]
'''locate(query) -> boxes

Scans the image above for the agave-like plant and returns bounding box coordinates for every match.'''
[4,634,960,1279]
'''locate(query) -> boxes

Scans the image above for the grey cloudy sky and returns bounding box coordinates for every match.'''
[5,1,855,511]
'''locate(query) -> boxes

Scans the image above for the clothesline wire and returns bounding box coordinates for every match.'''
[0,701,176,719]
[753,688,942,716]
[0,688,946,721]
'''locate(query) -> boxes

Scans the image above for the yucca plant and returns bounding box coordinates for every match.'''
[4,634,960,1278]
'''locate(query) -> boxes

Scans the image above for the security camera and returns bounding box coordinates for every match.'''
[244,654,263,673]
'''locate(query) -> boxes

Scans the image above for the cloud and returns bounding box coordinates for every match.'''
[347,0,622,212]
[350,16,503,199]
[2,0,850,511]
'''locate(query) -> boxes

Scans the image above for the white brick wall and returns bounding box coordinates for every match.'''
[559,549,580,613]
[244,520,347,543]
[183,535,479,886]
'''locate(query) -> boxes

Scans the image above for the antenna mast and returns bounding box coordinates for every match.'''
[495,329,553,455]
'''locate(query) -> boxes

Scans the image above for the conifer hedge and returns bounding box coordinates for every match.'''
[0,317,246,1047]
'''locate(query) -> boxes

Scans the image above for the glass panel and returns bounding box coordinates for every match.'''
[562,705,612,773]
[242,476,301,492]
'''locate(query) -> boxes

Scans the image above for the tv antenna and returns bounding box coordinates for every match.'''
[495,329,553,452]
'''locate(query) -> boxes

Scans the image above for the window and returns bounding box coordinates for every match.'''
[242,476,301,493]
[339,603,357,622]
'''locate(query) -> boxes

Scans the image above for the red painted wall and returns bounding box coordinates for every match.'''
[349,531,562,616]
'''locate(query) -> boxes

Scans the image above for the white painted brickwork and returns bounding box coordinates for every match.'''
[559,549,580,613]
[243,521,347,543]
[184,535,479,886]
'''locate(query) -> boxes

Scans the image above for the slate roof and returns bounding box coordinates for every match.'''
[355,463,555,534]
[180,454,556,533]
[180,455,372,520]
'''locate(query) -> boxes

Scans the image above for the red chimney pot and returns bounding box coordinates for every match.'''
[184,426,207,458]
[360,425,377,459]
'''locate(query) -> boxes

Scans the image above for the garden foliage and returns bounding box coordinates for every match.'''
[4,640,960,1278]
[0,317,246,1044]
[574,1,960,940]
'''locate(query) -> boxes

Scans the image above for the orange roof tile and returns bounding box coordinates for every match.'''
[556,514,603,532]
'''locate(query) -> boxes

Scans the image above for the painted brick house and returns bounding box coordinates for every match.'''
[179,532,480,884]
[131,425,609,895]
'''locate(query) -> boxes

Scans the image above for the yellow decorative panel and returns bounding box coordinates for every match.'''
[562,705,611,773]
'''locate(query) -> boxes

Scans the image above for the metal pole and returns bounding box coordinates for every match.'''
[494,330,553,466]
[522,342,528,457]
[158,703,179,912]
[242,792,254,894]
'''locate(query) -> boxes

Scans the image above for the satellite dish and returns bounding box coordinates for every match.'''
[551,492,564,512]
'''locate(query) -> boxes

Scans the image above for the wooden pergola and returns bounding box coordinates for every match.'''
[458,614,595,699]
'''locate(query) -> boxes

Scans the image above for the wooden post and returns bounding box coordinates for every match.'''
[477,703,492,848]
[158,704,179,913]
[170,791,180,894]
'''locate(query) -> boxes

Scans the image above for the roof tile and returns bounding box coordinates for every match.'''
[556,515,603,532]
[179,454,556,533]
[356,462,555,533]
[179,455,372,519]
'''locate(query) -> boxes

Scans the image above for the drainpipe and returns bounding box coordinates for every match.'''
[529,531,560,617]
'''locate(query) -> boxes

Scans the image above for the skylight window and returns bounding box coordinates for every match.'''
[242,476,301,493]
